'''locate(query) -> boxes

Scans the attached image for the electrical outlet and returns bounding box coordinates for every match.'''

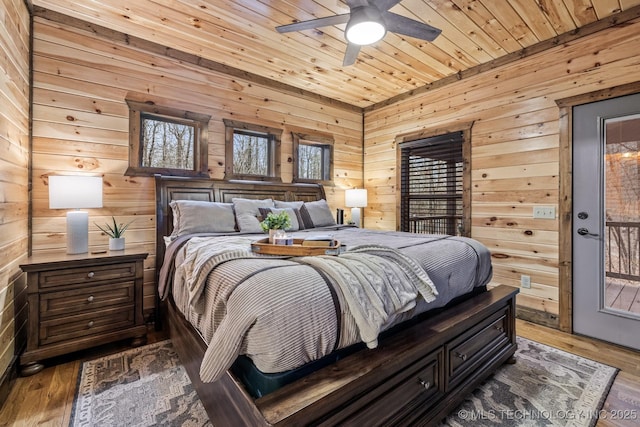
[533,206,556,219]
[521,275,531,289]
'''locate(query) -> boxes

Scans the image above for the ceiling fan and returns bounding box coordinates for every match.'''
[275,0,442,66]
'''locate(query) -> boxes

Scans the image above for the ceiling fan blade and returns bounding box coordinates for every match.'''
[276,14,350,33]
[383,12,442,41]
[372,0,403,12]
[346,0,371,7]
[343,43,362,66]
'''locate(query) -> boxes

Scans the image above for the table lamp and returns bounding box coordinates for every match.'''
[345,188,367,228]
[49,175,103,254]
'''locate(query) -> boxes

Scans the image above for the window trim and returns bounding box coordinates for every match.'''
[224,119,282,181]
[125,99,210,177]
[292,132,334,185]
[395,124,472,235]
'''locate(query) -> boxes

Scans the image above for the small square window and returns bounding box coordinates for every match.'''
[224,119,281,181]
[126,99,210,177]
[293,133,334,184]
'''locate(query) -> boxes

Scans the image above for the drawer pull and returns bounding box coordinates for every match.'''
[87,271,95,279]
[495,325,504,332]
[87,321,95,328]
[87,295,95,303]
[455,352,467,361]
[417,378,431,390]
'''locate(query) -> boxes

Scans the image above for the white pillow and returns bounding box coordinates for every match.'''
[169,200,236,238]
[232,198,275,233]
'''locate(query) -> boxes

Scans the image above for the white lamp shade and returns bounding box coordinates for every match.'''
[49,175,102,254]
[345,188,368,208]
[49,175,103,209]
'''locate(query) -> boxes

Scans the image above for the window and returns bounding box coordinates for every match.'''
[399,131,470,236]
[292,132,333,184]
[126,99,210,177]
[224,119,281,181]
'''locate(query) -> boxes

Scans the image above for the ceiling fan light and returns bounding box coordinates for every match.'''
[346,20,386,45]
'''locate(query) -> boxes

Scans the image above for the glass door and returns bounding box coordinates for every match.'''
[573,93,640,350]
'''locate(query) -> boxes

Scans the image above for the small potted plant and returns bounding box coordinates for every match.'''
[260,211,291,243]
[95,216,134,250]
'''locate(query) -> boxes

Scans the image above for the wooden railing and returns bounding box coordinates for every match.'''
[408,215,462,236]
[606,221,640,282]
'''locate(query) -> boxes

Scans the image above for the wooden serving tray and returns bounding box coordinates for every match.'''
[251,238,342,256]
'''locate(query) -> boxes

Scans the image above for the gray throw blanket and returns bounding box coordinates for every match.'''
[297,245,437,348]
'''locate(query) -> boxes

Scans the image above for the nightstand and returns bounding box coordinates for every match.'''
[19,250,148,376]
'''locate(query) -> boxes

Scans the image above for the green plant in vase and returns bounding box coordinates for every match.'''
[95,216,135,250]
[260,211,291,243]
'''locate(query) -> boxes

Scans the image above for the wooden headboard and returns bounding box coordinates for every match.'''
[154,175,326,272]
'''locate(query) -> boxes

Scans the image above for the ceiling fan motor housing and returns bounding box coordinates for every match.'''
[345,6,387,45]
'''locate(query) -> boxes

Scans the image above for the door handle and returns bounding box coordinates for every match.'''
[577,227,598,237]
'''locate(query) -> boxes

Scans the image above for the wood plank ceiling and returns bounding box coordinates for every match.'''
[30,0,640,109]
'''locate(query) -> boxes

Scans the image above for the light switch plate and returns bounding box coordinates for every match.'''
[521,275,531,289]
[533,206,555,219]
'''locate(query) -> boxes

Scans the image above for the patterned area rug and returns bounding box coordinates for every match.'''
[70,337,617,427]
[70,340,209,427]
[439,337,618,427]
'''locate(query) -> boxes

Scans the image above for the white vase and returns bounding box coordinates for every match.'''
[109,237,125,251]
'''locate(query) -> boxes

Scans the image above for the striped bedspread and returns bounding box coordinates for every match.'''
[164,227,493,383]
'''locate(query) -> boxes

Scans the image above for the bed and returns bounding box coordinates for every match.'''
[154,175,518,426]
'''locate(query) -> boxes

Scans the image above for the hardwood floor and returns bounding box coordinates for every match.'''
[0,320,638,426]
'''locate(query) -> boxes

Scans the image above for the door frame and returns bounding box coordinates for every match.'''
[555,81,640,333]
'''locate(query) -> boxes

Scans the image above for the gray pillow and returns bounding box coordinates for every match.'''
[274,200,304,209]
[232,198,275,233]
[169,200,236,238]
[304,199,336,227]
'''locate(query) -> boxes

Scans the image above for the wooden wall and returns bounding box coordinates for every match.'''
[364,16,640,324]
[0,0,30,397]
[30,17,363,316]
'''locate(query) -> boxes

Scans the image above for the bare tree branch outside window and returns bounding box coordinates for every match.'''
[298,144,323,180]
[142,115,194,170]
[232,131,270,176]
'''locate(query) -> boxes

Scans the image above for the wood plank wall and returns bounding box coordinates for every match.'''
[0,0,30,396]
[364,17,640,325]
[30,17,363,316]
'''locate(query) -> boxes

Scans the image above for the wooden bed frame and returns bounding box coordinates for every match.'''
[155,175,519,426]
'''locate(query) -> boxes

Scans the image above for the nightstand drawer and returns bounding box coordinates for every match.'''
[40,281,135,319]
[39,305,136,346]
[38,262,137,289]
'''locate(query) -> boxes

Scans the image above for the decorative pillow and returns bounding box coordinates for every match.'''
[297,205,315,229]
[274,200,304,209]
[169,200,236,238]
[232,198,275,233]
[304,199,336,227]
[258,207,300,231]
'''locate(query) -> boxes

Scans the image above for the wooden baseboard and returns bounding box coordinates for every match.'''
[516,305,560,329]
[0,355,19,409]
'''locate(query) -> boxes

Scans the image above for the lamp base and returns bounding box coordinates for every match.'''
[67,210,89,254]
[350,207,362,228]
